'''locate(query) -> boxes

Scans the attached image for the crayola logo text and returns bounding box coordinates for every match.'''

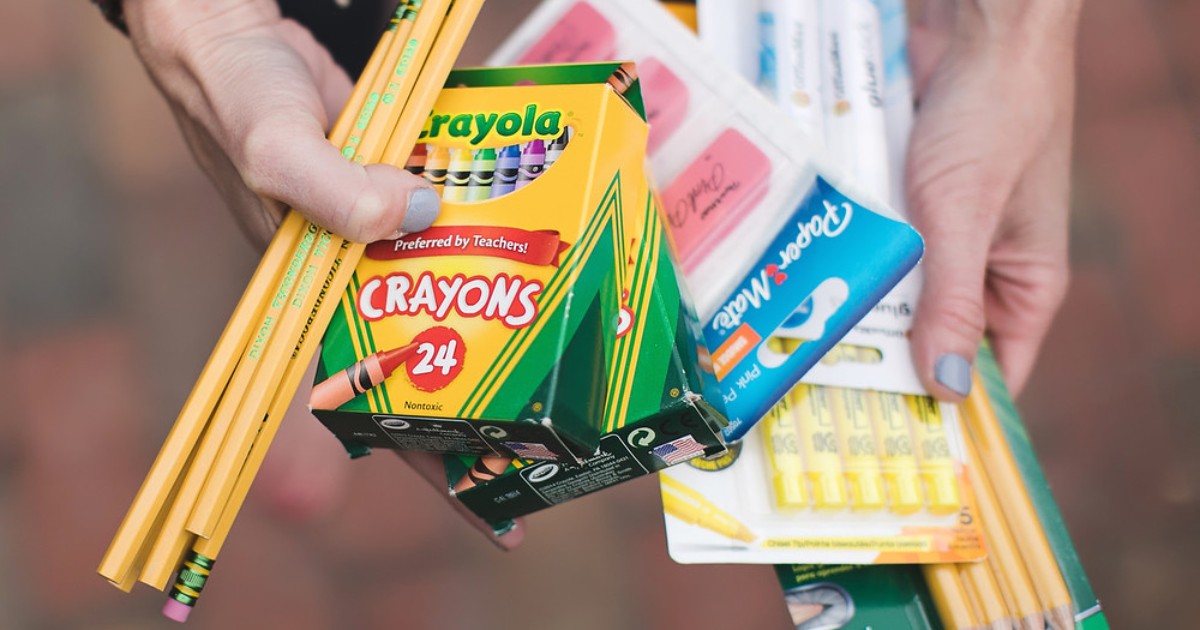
[420,104,563,145]
[357,271,542,329]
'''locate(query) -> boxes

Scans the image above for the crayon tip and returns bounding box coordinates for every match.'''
[523,139,545,156]
[162,599,193,623]
[378,342,420,375]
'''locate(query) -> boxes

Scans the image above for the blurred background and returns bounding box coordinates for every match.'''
[1,0,1196,628]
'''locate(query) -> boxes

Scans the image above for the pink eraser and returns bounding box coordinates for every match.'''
[162,599,193,623]
[639,57,690,156]
[518,2,616,64]
[660,128,771,269]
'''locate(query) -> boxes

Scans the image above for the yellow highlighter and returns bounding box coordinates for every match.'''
[791,383,848,510]
[864,390,924,514]
[760,396,809,511]
[762,338,809,510]
[907,395,961,515]
[661,474,756,543]
[828,387,886,511]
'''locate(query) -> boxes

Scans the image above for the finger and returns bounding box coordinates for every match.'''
[167,101,287,248]
[395,451,526,551]
[906,148,1010,402]
[984,138,1071,396]
[275,18,354,132]
[235,109,441,242]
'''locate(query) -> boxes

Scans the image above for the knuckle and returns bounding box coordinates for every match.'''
[236,123,289,196]
[932,290,987,343]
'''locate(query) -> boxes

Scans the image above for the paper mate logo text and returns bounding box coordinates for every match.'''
[356,271,542,329]
[420,103,563,145]
[711,199,852,334]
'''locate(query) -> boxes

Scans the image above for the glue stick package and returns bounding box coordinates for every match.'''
[490,0,925,443]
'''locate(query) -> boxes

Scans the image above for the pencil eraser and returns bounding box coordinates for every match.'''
[162,599,193,623]
[518,1,616,64]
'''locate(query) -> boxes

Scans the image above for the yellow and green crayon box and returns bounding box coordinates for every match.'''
[313,63,724,463]
[448,177,730,523]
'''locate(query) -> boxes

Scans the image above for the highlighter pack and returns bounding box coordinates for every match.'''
[771,349,1108,630]
[312,62,725,464]
[660,387,986,565]
[489,0,925,445]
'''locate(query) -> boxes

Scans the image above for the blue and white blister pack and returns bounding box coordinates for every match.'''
[701,176,922,443]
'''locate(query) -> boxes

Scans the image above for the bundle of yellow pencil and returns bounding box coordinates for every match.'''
[923,372,1075,630]
[96,0,486,621]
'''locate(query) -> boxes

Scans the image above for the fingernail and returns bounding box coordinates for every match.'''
[935,353,973,397]
[390,187,440,238]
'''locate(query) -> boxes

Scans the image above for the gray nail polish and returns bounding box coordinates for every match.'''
[399,187,441,235]
[935,353,972,397]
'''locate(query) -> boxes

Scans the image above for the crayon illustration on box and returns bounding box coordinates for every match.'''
[311,63,674,463]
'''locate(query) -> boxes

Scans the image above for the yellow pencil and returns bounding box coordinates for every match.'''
[97,211,308,588]
[185,0,454,540]
[962,373,1074,630]
[964,434,1044,630]
[922,563,982,630]
[958,560,1012,630]
[137,0,447,589]
[161,0,487,619]
[98,2,419,589]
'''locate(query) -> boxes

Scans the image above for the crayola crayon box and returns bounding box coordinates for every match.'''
[312,62,727,463]
[447,179,729,523]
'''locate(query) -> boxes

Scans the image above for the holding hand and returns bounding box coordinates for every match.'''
[123,0,440,247]
[904,0,1082,400]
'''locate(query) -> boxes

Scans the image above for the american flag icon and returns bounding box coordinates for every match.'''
[503,441,558,461]
[652,435,705,466]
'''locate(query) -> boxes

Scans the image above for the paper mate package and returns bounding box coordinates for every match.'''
[312,62,667,462]
[702,0,929,396]
[448,178,730,523]
[490,0,924,446]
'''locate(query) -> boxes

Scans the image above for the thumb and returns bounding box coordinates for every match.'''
[239,122,442,242]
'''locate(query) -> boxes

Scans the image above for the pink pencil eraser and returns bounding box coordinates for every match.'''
[639,57,690,156]
[660,128,771,269]
[162,599,193,623]
[518,2,617,64]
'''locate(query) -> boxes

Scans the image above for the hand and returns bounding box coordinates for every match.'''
[904,0,1082,400]
[118,1,518,548]
[122,0,440,248]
